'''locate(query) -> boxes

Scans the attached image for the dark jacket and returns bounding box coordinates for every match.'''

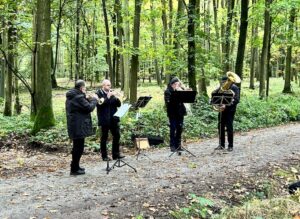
[96,89,121,126]
[164,85,187,118]
[66,88,97,139]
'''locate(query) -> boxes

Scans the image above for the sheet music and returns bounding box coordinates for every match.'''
[114,103,131,118]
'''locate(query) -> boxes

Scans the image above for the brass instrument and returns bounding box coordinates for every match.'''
[212,71,241,112]
[97,89,125,105]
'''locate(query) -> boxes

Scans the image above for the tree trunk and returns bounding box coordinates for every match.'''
[0,19,5,98]
[151,0,162,86]
[187,0,197,91]
[223,0,235,73]
[14,75,21,115]
[75,0,81,80]
[4,20,14,116]
[213,0,222,64]
[130,0,142,103]
[102,0,114,83]
[249,0,257,89]
[283,7,296,93]
[123,0,130,98]
[259,0,272,99]
[161,0,168,82]
[235,0,249,79]
[32,0,55,134]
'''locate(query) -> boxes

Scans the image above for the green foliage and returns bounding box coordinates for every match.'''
[0,114,32,136]
[30,126,69,145]
[170,194,215,219]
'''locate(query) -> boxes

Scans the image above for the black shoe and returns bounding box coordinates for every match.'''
[215,146,225,150]
[113,155,125,160]
[227,147,233,152]
[170,147,176,152]
[177,147,184,152]
[79,166,85,171]
[70,169,85,175]
[102,157,111,161]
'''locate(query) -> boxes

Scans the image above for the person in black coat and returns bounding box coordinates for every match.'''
[96,79,124,161]
[213,75,240,152]
[164,77,187,152]
[66,80,98,175]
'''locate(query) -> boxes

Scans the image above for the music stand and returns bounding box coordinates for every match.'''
[132,96,152,160]
[168,91,197,157]
[106,103,137,174]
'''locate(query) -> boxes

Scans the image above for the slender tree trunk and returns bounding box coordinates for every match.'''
[115,0,124,89]
[0,19,5,98]
[259,0,272,99]
[213,0,222,64]
[32,0,55,134]
[161,0,168,82]
[235,0,249,79]
[75,0,81,80]
[130,0,142,103]
[4,20,14,116]
[283,8,296,93]
[14,74,21,115]
[123,0,130,97]
[223,0,235,73]
[69,20,73,80]
[249,0,257,89]
[187,0,197,91]
[102,0,114,83]
[151,0,162,86]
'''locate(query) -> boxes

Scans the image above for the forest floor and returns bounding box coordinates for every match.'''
[1,123,300,219]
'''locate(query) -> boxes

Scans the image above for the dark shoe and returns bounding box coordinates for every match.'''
[215,146,225,150]
[70,169,85,175]
[113,155,125,160]
[227,147,233,152]
[102,157,112,161]
[177,147,184,152]
[170,147,176,152]
[79,166,85,171]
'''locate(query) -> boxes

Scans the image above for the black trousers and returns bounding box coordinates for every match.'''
[100,125,120,158]
[71,138,85,171]
[169,117,184,149]
[218,110,235,148]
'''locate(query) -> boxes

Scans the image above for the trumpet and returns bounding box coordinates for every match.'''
[97,89,126,105]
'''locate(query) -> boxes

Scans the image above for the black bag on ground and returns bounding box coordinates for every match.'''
[288,181,300,194]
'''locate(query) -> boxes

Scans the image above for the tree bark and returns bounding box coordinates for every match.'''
[0,19,5,98]
[151,0,162,86]
[223,0,235,73]
[123,0,130,98]
[235,0,249,79]
[102,0,114,83]
[187,0,197,91]
[32,0,55,134]
[283,7,296,93]
[249,0,257,89]
[259,0,272,99]
[130,0,142,103]
[4,19,14,116]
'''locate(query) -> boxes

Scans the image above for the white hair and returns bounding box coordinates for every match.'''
[101,79,111,87]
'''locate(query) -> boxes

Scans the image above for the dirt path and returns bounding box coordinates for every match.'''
[1,123,300,219]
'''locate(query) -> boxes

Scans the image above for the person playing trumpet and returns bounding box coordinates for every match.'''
[164,77,187,152]
[96,79,125,161]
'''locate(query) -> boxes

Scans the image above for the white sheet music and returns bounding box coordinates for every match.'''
[114,103,131,118]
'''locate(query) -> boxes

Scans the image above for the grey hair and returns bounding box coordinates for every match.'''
[75,79,86,89]
[101,79,111,87]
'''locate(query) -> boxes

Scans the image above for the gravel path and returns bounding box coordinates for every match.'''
[1,123,300,218]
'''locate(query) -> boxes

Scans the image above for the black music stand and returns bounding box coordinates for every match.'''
[169,91,197,157]
[106,103,137,174]
[106,158,137,174]
[211,92,234,151]
[133,96,152,160]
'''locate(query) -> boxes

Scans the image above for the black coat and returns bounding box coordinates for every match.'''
[66,88,97,139]
[164,85,187,118]
[96,89,121,126]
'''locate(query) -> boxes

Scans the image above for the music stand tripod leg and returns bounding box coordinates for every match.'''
[106,159,137,174]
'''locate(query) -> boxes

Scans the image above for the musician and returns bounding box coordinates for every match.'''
[66,80,98,175]
[164,77,187,152]
[96,79,124,161]
[214,75,240,152]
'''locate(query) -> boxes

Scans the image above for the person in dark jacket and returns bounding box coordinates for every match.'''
[66,80,98,175]
[96,79,124,161]
[213,75,240,152]
[164,77,187,152]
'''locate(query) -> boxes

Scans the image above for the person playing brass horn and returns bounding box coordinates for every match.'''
[164,76,187,152]
[96,79,125,161]
[213,72,240,152]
